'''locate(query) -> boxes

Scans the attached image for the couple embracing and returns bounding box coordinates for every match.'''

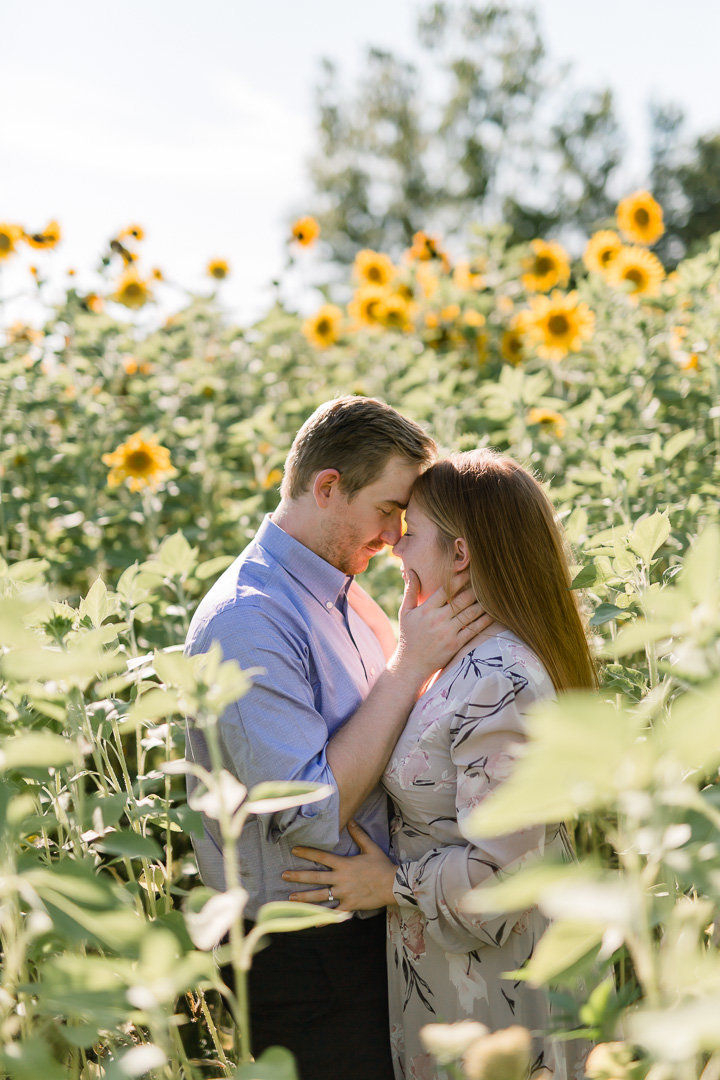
[184,396,595,1080]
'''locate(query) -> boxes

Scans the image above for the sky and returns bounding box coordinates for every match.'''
[1,0,718,326]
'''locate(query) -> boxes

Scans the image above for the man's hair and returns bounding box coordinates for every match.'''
[281,396,436,500]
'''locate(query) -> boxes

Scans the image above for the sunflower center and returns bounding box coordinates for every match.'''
[624,269,645,289]
[634,208,650,227]
[600,248,615,265]
[548,313,570,336]
[126,450,153,473]
[367,266,383,283]
[508,336,522,354]
[124,283,144,299]
[534,256,555,276]
[0,234,10,252]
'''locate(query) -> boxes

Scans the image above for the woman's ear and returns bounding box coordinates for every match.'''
[453,537,470,572]
[313,468,342,508]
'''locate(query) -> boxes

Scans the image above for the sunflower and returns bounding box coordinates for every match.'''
[616,190,664,246]
[302,304,343,348]
[24,220,61,250]
[583,230,623,275]
[500,327,525,365]
[376,294,413,332]
[353,249,395,288]
[526,407,566,438]
[453,259,486,291]
[119,224,145,242]
[521,239,571,292]
[84,293,104,314]
[292,216,320,247]
[524,291,595,361]
[463,309,485,329]
[207,259,230,280]
[475,330,489,365]
[607,246,664,299]
[0,224,22,260]
[348,285,388,327]
[406,231,450,270]
[262,467,284,490]
[111,269,152,310]
[102,432,175,492]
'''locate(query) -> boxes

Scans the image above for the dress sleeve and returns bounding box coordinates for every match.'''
[186,601,342,850]
[391,668,547,953]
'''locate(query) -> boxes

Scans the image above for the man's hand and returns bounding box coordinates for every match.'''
[390,570,490,683]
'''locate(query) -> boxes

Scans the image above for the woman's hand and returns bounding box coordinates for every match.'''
[283,821,398,911]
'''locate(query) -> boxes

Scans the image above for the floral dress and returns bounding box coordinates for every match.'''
[383,629,587,1080]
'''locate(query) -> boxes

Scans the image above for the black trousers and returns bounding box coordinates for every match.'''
[222,912,395,1080]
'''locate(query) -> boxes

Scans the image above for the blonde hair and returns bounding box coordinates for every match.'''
[281,396,436,500]
[413,449,597,692]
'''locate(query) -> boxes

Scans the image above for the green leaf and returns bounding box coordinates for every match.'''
[468,695,642,837]
[127,687,183,724]
[154,531,198,578]
[95,830,164,859]
[590,603,631,627]
[196,554,235,581]
[654,679,720,772]
[663,429,697,462]
[233,1046,300,1080]
[0,733,81,771]
[79,576,113,627]
[507,920,603,986]
[627,510,671,566]
[679,524,719,608]
[464,860,598,916]
[254,901,350,933]
[0,1039,71,1080]
[245,780,334,814]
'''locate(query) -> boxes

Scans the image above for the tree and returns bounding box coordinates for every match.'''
[306,1,625,262]
[650,102,720,266]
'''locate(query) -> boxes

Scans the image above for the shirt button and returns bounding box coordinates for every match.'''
[370,667,376,676]
[325,601,333,609]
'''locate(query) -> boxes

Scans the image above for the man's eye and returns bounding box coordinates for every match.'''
[380,508,393,517]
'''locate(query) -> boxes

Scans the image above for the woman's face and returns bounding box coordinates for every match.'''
[392,496,453,603]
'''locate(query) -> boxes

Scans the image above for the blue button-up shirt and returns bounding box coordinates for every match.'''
[184,515,389,918]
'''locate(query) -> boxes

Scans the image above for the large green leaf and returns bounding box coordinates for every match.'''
[468,695,642,837]
[233,1046,299,1080]
[505,920,604,986]
[0,732,81,771]
[245,780,334,814]
[627,510,671,566]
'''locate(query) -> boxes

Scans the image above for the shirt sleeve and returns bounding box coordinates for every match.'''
[188,600,343,850]
[391,668,546,953]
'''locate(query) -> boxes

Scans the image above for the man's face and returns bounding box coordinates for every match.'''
[317,455,421,576]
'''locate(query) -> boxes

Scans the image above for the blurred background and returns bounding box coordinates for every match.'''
[2,0,719,323]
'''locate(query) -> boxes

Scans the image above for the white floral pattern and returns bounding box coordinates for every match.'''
[383,630,590,1080]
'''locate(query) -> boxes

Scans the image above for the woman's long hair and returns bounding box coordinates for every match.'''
[412,449,597,692]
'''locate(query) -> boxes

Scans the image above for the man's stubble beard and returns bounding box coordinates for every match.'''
[315,518,373,577]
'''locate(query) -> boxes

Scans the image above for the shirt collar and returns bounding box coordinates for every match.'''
[255,515,352,611]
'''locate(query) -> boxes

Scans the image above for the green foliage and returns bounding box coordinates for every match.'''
[1,213,719,1077]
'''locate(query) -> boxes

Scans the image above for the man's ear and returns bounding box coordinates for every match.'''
[312,468,342,508]
[453,537,470,572]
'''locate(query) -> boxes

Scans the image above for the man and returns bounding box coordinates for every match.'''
[185,397,485,1080]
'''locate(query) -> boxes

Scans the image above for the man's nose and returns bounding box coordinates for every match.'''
[388,524,405,550]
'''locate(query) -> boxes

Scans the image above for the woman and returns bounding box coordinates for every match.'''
[283,449,596,1080]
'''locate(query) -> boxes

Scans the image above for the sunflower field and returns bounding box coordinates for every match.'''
[1,191,719,1080]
